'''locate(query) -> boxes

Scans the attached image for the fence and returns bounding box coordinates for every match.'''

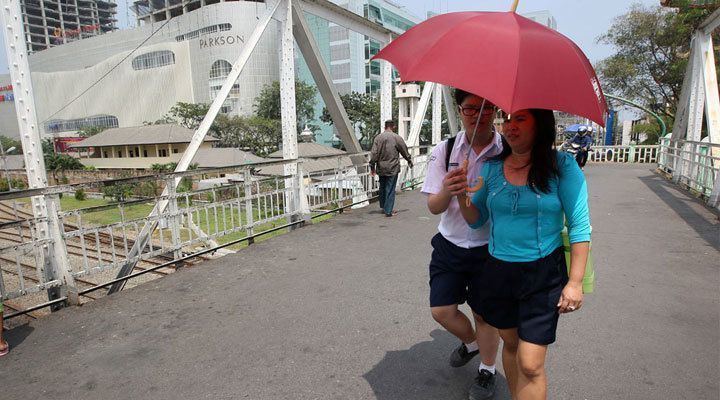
[0,148,430,316]
[3,139,718,316]
[657,138,719,206]
[587,145,659,164]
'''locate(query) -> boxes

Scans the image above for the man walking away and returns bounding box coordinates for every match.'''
[370,120,413,217]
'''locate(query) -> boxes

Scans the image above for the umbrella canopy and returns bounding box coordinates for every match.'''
[373,11,608,126]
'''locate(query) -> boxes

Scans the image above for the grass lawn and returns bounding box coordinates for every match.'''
[49,196,338,251]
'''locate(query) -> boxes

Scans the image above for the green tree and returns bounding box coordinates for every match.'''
[78,126,106,137]
[103,183,135,202]
[42,137,55,156]
[214,115,282,157]
[164,102,211,129]
[321,92,380,149]
[0,136,22,154]
[320,91,411,150]
[632,119,668,145]
[44,153,84,182]
[253,80,318,131]
[150,102,225,139]
[596,2,718,119]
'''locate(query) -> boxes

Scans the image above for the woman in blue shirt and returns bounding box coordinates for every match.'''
[455,109,591,400]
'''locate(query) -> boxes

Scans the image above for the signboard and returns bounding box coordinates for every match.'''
[54,137,86,153]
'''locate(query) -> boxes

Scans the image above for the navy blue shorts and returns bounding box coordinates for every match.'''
[475,246,568,345]
[429,233,488,310]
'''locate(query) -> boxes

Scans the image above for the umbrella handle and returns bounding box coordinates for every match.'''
[510,0,520,12]
[463,159,485,207]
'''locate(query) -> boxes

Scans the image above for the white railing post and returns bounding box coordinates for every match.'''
[278,0,300,227]
[166,177,182,260]
[432,83,442,145]
[109,1,282,292]
[0,0,76,306]
[243,169,255,244]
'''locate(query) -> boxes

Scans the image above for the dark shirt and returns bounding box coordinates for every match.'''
[570,134,593,148]
[370,130,412,176]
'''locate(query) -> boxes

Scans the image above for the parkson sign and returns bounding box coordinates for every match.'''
[199,35,245,49]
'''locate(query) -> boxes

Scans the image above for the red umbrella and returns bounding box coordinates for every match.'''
[372,11,608,126]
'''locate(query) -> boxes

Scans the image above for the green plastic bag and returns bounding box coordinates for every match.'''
[561,227,595,294]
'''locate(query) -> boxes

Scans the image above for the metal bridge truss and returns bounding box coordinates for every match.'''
[1,0,719,316]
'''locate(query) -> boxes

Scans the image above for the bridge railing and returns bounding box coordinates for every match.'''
[0,147,431,312]
[587,145,659,164]
[657,138,719,205]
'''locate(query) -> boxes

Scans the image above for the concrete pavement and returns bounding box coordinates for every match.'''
[1,164,718,400]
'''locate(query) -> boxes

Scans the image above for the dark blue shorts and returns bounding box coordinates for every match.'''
[428,233,488,310]
[474,246,569,345]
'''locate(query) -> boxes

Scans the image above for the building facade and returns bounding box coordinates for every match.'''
[70,124,219,169]
[21,0,118,53]
[1,1,279,139]
[521,10,557,30]
[296,0,421,146]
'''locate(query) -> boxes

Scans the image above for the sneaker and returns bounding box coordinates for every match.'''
[449,343,479,367]
[468,369,496,400]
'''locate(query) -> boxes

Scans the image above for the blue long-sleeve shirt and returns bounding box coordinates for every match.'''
[470,151,591,262]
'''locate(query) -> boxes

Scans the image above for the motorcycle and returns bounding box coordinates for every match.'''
[561,141,589,169]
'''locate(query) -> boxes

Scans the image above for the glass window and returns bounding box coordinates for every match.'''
[175,23,233,42]
[132,50,175,70]
[209,60,239,114]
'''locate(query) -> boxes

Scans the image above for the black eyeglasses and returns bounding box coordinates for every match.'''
[459,106,483,116]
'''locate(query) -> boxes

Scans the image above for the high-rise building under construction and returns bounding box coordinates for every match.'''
[20,0,118,52]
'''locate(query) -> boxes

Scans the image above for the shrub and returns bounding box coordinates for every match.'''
[74,188,87,201]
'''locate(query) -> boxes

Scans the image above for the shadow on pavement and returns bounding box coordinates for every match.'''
[639,171,720,250]
[363,329,511,400]
[4,323,34,349]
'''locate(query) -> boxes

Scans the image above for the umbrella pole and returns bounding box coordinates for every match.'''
[465,99,486,161]
[463,99,487,206]
[510,0,519,12]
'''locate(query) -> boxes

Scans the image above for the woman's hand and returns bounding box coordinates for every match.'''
[558,281,583,314]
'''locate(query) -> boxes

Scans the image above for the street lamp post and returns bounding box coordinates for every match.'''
[0,140,16,191]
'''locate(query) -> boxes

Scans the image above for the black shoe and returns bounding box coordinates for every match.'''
[468,369,496,400]
[449,343,479,367]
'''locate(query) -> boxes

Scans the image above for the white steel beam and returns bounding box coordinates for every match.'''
[699,6,720,34]
[298,0,393,42]
[699,33,720,147]
[432,83,442,144]
[1,0,77,305]
[380,34,393,126]
[407,82,435,149]
[442,85,459,135]
[279,0,300,221]
[687,38,706,142]
[709,169,720,208]
[671,43,693,141]
[109,0,281,292]
[292,0,362,154]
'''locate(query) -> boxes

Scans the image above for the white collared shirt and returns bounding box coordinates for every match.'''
[421,131,504,249]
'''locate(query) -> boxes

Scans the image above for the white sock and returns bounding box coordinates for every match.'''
[464,341,479,352]
[479,363,496,374]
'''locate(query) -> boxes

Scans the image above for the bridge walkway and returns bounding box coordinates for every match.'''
[0,164,718,400]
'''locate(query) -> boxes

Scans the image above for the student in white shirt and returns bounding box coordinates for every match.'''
[421,89,504,400]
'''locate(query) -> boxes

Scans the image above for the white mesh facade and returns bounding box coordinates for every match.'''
[19,2,279,136]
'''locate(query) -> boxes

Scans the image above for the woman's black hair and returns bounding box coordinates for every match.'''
[494,109,559,193]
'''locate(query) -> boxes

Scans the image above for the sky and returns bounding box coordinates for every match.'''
[0,0,663,74]
[393,0,663,64]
